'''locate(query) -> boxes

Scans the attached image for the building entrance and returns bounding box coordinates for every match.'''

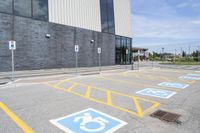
[115,36,132,65]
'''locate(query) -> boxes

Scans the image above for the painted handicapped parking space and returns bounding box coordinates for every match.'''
[50,108,127,133]
[1,68,200,133]
[158,82,189,89]
[136,88,177,99]
[179,74,200,80]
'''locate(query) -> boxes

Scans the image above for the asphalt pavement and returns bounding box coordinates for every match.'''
[0,66,200,133]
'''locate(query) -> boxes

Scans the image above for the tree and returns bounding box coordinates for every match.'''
[192,50,198,57]
[182,51,186,57]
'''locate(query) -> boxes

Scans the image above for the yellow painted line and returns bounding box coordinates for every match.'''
[54,80,66,86]
[85,86,91,98]
[147,75,155,80]
[188,80,196,84]
[143,102,160,114]
[124,72,176,83]
[107,91,112,105]
[97,76,181,92]
[132,97,144,117]
[45,80,160,118]
[66,83,77,91]
[128,72,196,85]
[47,83,143,117]
[157,76,171,82]
[0,102,34,133]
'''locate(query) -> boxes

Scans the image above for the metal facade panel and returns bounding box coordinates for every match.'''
[113,0,132,38]
[48,0,101,32]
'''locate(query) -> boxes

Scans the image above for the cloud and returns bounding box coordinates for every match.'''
[177,2,189,8]
[190,20,200,24]
[132,0,178,18]
[133,15,200,39]
[176,0,200,9]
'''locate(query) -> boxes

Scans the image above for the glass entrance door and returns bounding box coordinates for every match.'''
[115,36,132,65]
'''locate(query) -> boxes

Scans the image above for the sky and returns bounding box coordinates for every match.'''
[131,0,200,53]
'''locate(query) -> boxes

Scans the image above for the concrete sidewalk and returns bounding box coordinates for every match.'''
[0,65,134,84]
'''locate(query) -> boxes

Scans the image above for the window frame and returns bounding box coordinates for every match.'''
[0,0,48,22]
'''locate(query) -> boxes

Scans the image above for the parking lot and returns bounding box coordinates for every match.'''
[0,67,200,133]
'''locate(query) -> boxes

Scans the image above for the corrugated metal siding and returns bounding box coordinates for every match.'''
[113,0,132,38]
[48,0,101,32]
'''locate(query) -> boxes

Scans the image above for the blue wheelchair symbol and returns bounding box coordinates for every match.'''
[187,74,200,77]
[158,82,189,89]
[136,88,176,99]
[50,108,127,133]
[179,76,200,80]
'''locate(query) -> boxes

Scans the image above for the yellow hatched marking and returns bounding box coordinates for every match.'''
[132,97,144,117]
[0,102,34,133]
[54,80,66,86]
[85,86,91,98]
[45,80,160,118]
[107,91,112,105]
[66,83,77,91]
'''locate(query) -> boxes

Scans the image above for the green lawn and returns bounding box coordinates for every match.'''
[160,62,200,65]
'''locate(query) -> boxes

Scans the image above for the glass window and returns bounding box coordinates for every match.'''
[33,0,48,21]
[100,0,109,33]
[14,0,32,17]
[100,0,115,34]
[116,36,121,48]
[107,0,115,34]
[0,0,13,14]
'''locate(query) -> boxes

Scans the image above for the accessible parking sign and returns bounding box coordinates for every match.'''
[50,108,127,133]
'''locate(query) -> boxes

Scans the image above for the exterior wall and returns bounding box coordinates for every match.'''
[113,0,132,37]
[0,13,115,72]
[48,0,101,32]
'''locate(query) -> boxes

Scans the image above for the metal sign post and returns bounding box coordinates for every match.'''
[97,47,101,72]
[138,50,140,70]
[9,41,16,81]
[126,49,128,69]
[75,45,79,74]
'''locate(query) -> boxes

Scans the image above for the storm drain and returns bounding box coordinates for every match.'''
[150,110,181,124]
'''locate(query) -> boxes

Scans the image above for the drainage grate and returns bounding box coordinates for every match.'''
[150,110,181,123]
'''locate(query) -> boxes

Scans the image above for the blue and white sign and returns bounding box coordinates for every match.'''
[9,40,16,50]
[187,74,200,77]
[136,88,176,99]
[50,108,127,133]
[158,82,189,89]
[179,76,200,80]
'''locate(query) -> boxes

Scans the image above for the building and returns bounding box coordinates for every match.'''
[0,0,132,71]
[132,47,149,61]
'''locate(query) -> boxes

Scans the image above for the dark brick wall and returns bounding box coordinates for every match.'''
[0,13,115,72]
